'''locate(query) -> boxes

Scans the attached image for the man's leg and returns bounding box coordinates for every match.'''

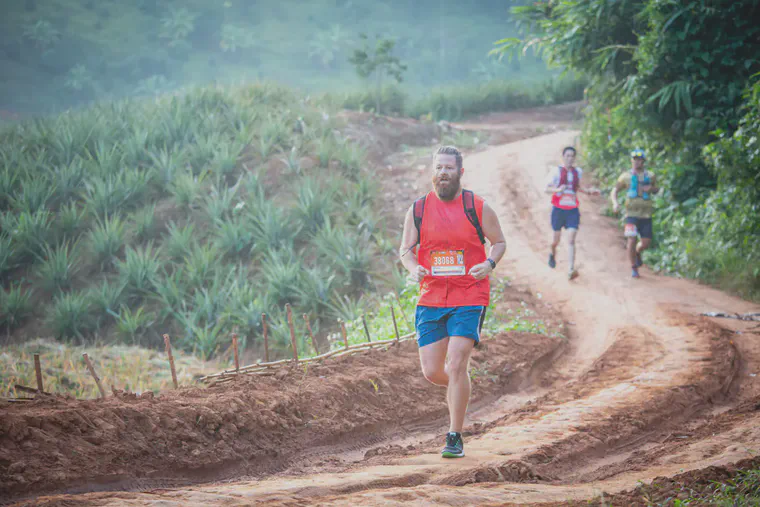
[567,228,578,273]
[445,336,476,433]
[636,219,653,260]
[627,237,638,267]
[549,208,562,268]
[550,230,561,258]
[419,337,450,386]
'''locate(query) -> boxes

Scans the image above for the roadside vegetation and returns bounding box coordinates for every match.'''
[501,0,760,301]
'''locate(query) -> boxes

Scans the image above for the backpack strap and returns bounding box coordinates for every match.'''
[412,195,426,245]
[558,166,568,188]
[462,189,486,245]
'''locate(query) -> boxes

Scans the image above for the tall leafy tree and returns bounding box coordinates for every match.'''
[349,34,407,115]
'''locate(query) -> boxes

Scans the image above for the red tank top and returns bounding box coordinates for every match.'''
[417,191,490,307]
[551,166,580,210]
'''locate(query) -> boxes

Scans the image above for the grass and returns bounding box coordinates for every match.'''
[0,338,221,399]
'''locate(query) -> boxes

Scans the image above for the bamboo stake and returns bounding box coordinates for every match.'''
[303,314,318,354]
[394,292,413,331]
[82,353,107,399]
[33,354,43,392]
[286,304,299,363]
[200,332,417,380]
[340,320,349,350]
[362,315,372,348]
[262,313,269,363]
[163,334,179,389]
[201,339,414,382]
[390,305,400,343]
[232,333,240,373]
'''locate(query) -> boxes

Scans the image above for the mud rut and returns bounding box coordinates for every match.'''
[18,127,760,506]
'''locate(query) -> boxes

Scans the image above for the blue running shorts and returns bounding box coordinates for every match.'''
[415,305,487,347]
[551,207,580,231]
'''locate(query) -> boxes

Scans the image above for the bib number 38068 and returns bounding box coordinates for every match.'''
[431,250,465,276]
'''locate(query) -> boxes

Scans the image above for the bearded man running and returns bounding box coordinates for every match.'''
[399,146,507,458]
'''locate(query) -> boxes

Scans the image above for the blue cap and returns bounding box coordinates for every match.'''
[630,148,646,159]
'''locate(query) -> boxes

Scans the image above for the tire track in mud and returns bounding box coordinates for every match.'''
[9,120,760,507]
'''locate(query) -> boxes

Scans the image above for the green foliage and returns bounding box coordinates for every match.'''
[504,0,760,300]
[214,215,254,259]
[48,291,95,342]
[117,243,161,297]
[170,170,206,209]
[3,209,53,259]
[164,221,196,261]
[132,204,158,242]
[56,202,87,240]
[349,34,407,115]
[0,284,33,333]
[0,233,18,280]
[35,241,80,293]
[88,280,125,327]
[294,177,334,235]
[88,214,126,269]
[115,306,156,346]
[11,175,56,213]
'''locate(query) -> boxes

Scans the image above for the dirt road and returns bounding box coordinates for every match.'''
[12,120,760,506]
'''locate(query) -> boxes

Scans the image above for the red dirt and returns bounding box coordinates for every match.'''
[0,322,561,503]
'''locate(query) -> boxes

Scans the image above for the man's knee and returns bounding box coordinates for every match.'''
[446,353,470,377]
[640,238,652,249]
[422,365,448,385]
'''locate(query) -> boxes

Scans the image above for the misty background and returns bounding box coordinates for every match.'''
[0,0,552,114]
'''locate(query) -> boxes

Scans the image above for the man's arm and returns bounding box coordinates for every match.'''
[610,174,626,213]
[398,205,428,282]
[468,202,507,281]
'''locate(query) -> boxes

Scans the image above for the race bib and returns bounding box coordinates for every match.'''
[559,194,577,207]
[624,223,638,237]
[431,250,465,276]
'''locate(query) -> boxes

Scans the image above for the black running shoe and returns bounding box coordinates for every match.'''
[442,432,465,458]
[548,253,556,269]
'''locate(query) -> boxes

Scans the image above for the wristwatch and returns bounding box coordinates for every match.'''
[486,258,496,269]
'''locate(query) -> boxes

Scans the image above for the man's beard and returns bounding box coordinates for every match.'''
[433,172,462,201]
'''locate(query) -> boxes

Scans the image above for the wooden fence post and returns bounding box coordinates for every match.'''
[232,333,240,373]
[286,304,299,363]
[82,353,107,399]
[303,314,318,355]
[33,354,44,392]
[262,313,269,363]
[361,315,372,348]
[394,292,412,331]
[390,305,400,343]
[163,334,179,389]
[340,320,349,350]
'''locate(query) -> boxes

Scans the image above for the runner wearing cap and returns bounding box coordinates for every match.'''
[610,149,660,278]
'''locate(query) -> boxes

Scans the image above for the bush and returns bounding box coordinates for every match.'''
[88,214,126,269]
[35,241,80,293]
[117,243,161,297]
[0,284,33,332]
[48,291,95,342]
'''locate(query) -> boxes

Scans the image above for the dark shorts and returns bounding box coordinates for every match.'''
[625,217,653,239]
[551,207,580,231]
[415,305,486,347]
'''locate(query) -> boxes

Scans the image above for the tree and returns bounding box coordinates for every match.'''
[349,34,406,115]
